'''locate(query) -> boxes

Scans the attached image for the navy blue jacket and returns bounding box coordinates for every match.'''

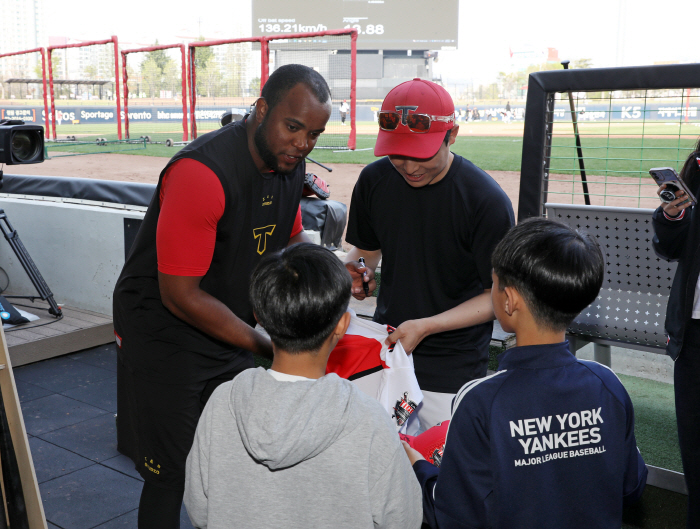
[652,204,700,360]
[413,342,647,529]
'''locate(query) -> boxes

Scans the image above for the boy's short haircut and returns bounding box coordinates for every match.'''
[250,243,352,353]
[491,217,604,332]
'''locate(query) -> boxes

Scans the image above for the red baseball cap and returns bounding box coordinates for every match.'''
[399,420,450,467]
[374,78,455,159]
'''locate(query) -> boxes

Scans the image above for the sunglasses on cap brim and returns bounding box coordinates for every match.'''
[378,111,455,133]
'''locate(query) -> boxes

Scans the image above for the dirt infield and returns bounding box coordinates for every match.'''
[6,153,660,251]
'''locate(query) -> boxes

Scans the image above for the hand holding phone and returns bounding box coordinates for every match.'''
[650,167,696,215]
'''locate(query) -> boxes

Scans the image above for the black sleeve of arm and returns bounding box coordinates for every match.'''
[651,206,691,262]
[345,169,381,251]
[471,186,515,288]
[623,450,648,505]
[413,460,440,528]
[622,390,648,505]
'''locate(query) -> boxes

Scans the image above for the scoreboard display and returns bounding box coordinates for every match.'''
[252,0,458,51]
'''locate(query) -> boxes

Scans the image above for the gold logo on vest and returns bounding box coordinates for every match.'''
[262,195,273,206]
[253,225,276,255]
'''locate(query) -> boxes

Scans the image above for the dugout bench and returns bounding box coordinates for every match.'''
[546,203,686,494]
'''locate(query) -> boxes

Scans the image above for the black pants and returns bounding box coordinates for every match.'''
[676,319,700,529]
[117,356,254,528]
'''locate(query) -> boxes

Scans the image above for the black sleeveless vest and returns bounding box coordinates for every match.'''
[113,119,304,383]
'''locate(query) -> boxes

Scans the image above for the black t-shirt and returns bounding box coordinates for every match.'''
[113,120,304,384]
[346,154,514,392]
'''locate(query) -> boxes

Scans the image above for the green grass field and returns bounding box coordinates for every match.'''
[45,139,147,158]
[43,117,700,176]
[619,374,681,472]
[86,132,695,178]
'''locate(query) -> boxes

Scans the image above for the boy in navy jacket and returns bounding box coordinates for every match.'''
[404,218,647,529]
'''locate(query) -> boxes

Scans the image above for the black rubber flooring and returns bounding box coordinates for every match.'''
[15,343,195,529]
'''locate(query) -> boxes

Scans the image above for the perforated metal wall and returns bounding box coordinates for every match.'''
[546,203,676,350]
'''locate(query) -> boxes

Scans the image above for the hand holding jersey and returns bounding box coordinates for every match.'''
[383,318,431,354]
[326,311,423,434]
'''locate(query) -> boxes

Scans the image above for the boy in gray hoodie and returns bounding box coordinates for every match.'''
[184,243,422,529]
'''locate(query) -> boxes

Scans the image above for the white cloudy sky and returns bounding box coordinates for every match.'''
[45,0,695,84]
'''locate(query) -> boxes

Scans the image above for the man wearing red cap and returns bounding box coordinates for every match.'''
[344,79,514,431]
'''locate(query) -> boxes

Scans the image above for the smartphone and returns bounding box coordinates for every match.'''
[649,167,697,207]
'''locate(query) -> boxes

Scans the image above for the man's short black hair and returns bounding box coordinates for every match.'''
[491,217,604,332]
[443,128,452,145]
[261,64,331,112]
[250,243,351,353]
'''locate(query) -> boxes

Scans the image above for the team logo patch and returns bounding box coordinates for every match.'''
[431,445,445,467]
[253,225,276,255]
[392,391,417,426]
[395,105,419,125]
[144,457,161,475]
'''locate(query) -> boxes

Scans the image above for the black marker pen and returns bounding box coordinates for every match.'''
[358,257,370,296]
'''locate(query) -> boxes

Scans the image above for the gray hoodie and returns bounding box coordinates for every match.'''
[184,367,422,529]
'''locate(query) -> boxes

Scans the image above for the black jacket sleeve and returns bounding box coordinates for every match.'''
[652,206,692,262]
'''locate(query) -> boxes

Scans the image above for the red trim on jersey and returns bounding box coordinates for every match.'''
[291,205,303,238]
[326,334,388,379]
[156,159,304,276]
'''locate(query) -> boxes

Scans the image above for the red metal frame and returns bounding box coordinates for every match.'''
[350,30,357,150]
[260,39,270,89]
[47,36,121,140]
[263,29,358,150]
[188,29,357,148]
[0,47,50,139]
[187,37,264,139]
[121,43,188,141]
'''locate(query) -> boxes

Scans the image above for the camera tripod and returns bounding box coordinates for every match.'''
[0,209,62,318]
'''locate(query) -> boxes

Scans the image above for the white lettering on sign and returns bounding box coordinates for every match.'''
[658,106,698,118]
[80,110,114,120]
[620,106,642,119]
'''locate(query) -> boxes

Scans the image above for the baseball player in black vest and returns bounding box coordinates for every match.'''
[113,64,332,528]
